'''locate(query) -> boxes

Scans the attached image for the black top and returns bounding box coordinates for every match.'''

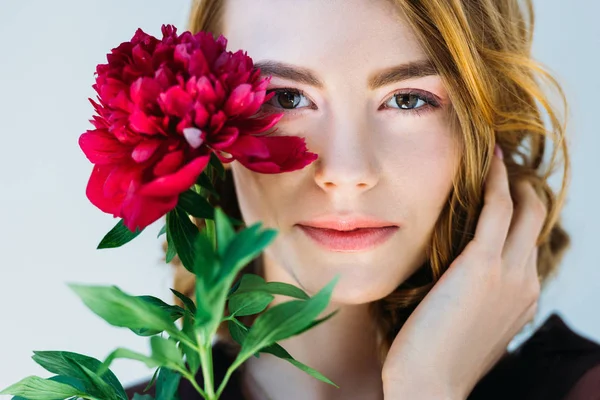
[126,313,600,399]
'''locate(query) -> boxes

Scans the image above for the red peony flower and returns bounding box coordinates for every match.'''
[79,25,317,231]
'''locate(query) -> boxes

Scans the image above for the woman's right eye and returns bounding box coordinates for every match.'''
[264,88,313,110]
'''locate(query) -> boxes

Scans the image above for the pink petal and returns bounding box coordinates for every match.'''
[189,49,210,76]
[230,135,318,173]
[223,134,269,159]
[158,86,193,117]
[129,109,160,134]
[121,192,178,232]
[210,126,239,150]
[209,111,226,134]
[132,139,162,163]
[104,166,139,198]
[224,84,253,116]
[153,150,184,177]
[193,102,210,127]
[130,77,161,107]
[235,112,283,135]
[79,130,130,165]
[85,165,123,215]
[140,155,210,197]
[183,127,205,149]
[195,76,217,103]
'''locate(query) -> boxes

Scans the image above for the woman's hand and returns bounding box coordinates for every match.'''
[381,145,547,399]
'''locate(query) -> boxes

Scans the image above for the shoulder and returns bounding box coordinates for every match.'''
[125,341,242,400]
[469,313,600,400]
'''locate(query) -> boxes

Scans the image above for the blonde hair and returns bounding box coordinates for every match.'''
[171,0,571,361]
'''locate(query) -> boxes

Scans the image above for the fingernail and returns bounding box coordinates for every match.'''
[494,144,504,160]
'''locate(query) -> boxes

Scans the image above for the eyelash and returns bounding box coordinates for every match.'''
[263,87,441,117]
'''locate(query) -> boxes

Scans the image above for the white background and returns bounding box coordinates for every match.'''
[0,0,598,396]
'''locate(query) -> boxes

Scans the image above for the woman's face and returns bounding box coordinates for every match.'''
[222,0,461,304]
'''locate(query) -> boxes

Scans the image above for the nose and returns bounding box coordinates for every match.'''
[313,119,379,195]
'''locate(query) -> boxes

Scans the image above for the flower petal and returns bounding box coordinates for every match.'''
[234,112,283,135]
[85,165,123,215]
[140,155,210,197]
[230,135,318,173]
[210,126,239,150]
[121,192,178,231]
[158,86,193,117]
[132,139,163,163]
[129,109,161,134]
[224,84,253,116]
[79,130,130,165]
[153,150,184,177]
[223,133,269,159]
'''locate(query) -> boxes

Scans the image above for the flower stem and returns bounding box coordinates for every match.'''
[182,370,208,399]
[215,357,246,399]
[199,340,216,399]
[206,218,217,249]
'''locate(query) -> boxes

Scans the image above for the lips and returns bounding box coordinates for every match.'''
[296,215,399,252]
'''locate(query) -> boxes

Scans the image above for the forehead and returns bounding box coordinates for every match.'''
[221,0,427,78]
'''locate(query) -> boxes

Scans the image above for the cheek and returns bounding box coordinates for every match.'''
[380,115,460,214]
[230,162,303,228]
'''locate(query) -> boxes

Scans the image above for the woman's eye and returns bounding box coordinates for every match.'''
[265,89,312,110]
[383,92,436,111]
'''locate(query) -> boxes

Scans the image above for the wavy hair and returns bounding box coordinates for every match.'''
[170,0,571,362]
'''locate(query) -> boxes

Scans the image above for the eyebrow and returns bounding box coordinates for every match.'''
[254,59,438,90]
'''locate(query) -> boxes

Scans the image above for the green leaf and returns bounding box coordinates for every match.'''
[295,310,339,337]
[178,190,214,220]
[236,276,339,363]
[150,336,185,370]
[133,394,155,400]
[209,152,226,180]
[227,320,248,346]
[227,319,337,387]
[196,172,220,200]
[229,291,274,317]
[31,351,127,400]
[99,348,158,376]
[98,219,143,249]
[155,367,182,400]
[227,319,260,359]
[68,284,178,337]
[180,312,200,375]
[191,227,219,283]
[48,375,86,392]
[281,356,338,387]
[220,223,277,280]
[137,296,186,320]
[157,224,167,238]
[143,367,160,393]
[165,219,177,264]
[214,208,235,257]
[170,288,197,315]
[167,207,200,273]
[0,376,86,399]
[72,362,119,399]
[229,274,309,300]
[131,296,185,336]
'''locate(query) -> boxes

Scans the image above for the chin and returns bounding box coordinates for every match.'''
[285,257,412,306]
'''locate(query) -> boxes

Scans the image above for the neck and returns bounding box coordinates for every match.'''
[241,255,385,400]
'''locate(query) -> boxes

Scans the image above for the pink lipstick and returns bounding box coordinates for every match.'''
[296,215,399,252]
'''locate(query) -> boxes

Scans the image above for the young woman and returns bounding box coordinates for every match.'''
[127,0,600,398]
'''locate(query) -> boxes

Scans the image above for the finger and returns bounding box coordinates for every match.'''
[502,179,547,269]
[472,145,513,257]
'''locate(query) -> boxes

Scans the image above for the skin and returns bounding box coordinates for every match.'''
[221,0,544,399]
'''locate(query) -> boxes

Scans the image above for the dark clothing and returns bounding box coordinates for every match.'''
[126,313,600,399]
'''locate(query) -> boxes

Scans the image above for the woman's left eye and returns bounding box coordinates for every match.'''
[382,91,439,113]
